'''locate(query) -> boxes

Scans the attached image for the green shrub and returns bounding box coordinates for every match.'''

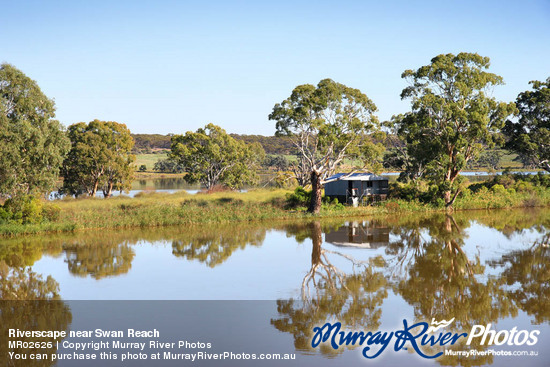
[490,184,507,194]
[321,197,345,211]
[2,195,44,224]
[514,181,535,193]
[0,207,11,223]
[285,187,311,209]
[284,186,344,210]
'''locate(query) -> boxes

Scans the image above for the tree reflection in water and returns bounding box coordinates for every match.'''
[171,224,266,267]
[272,221,388,356]
[0,209,547,366]
[63,241,135,279]
[272,212,549,366]
[0,248,71,367]
[490,232,549,324]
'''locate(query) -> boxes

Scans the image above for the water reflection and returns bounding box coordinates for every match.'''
[270,212,549,365]
[272,221,388,356]
[324,220,390,249]
[0,258,71,367]
[171,224,266,267]
[490,238,549,324]
[64,242,135,279]
[1,208,548,365]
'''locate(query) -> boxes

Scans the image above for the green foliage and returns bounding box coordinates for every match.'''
[285,187,311,209]
[1,195,44,224]
[285,187,344,211]
[452,172,550,210]
[387,170,550,210]
[153,158,185,173]
[491,184,507,194]
[0,63,70,198]
[504,77,550,172]
[138,164,147,172]
[397,53,517,207]
[170,123,265,190]
[388,181,442,206]
[274,170,298,189]
[473,149,505,170]
[62,120,135,197]
[132,133,298,156]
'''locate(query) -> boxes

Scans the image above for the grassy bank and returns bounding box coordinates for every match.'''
[0,189,377,236]
[1,177,550,237]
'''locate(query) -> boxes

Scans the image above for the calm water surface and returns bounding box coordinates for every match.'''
[2,208,549,366]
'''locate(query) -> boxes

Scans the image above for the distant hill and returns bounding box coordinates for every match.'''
[132,133,297,155]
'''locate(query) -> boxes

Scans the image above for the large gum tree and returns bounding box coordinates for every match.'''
[0,63,70,198]
[269,79,379,214]
[397,53,516,208]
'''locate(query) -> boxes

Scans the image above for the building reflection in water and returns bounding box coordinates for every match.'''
[324,221,390,249]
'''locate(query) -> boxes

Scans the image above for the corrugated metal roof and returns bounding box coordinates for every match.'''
[326,173,387,182]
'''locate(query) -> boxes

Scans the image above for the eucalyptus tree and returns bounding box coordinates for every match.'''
[397,53,516,208]
[0,63,70,198]
[269,79,379,213]
[503,77,550,172]
[170,123,264,190]
[62,120,135,197]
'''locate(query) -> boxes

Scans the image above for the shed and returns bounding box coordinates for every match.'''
[324,173,388,205]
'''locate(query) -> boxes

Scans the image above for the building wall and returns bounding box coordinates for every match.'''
[325,179,389,199]
[324,180,348,196]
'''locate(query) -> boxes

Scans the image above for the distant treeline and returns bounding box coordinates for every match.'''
[132,133,297,155]
[132,134,172,151]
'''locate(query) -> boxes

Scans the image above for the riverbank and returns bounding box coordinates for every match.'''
[1,181,550,237]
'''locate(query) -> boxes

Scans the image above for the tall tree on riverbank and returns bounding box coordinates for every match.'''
[61,120,135,197]
[396,53,516,208]
[503,77,550,173]
[170,123,264,190]
[0,63,70,198]
[269,79,379,213]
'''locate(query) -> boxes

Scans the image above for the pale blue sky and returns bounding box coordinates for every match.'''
[2,0,549,135]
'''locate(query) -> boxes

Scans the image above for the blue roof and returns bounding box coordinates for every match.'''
[326,173,387,182]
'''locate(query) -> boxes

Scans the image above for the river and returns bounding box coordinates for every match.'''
[1,208,548,366]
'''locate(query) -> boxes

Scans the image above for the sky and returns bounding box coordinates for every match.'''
[2,0,549,136]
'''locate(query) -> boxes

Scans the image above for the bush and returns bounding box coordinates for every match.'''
[284,187,344,210]
[285,187,311,209]
[2,195,44,224]
[0,207,10,223]
[514,181,535,193]
[153,158,185,173]
[389,181,441,205]
[490,184,507,195]
[138,164,147,172]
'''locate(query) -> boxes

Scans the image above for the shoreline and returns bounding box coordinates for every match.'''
[1,187,549,238]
